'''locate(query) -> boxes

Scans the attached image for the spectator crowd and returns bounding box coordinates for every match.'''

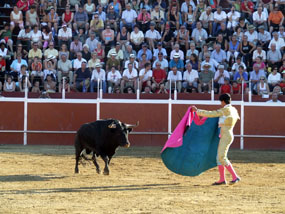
[0,0,284,96]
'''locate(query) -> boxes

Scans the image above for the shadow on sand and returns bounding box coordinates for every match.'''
[0,174,66,182]
[0,183,181,195]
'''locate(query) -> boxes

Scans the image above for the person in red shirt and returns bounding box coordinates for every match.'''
[151,61,166,92]
[241,0,254,23]
[220,78,232,94]
[0,55,6,84]
[17,0,35,12]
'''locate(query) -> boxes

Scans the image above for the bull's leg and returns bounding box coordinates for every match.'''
[92,153,101,174]
[75,147,83,174]
[102,155,110,175]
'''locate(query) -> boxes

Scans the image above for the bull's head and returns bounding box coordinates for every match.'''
[108,121,139,148]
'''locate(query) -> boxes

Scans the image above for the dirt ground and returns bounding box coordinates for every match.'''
[0,145,284,214]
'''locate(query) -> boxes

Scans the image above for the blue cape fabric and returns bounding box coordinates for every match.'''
[161,115,220,176]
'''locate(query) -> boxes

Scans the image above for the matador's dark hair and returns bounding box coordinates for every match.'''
[219,93,231,104]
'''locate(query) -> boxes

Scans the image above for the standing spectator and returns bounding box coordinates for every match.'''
[212,6,227,36]
[121,63,138,93]
[120,3,137,30]
[73,61,91,92]
[73,5,89,33]
[182,63,199,92]
[151,61,166,92]
[57,53,73,84]
[10,6,24,31]
[90,63,106,93]
[198,63,214,93]
[166,66,182,92]
[58,24,72,48]
[268,6,284,33]
[107,66,122,93]
[139,62,152,91]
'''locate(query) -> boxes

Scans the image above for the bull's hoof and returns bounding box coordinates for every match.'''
[96,168,101,174]
[75,169,79,174]
[103,169,110,175]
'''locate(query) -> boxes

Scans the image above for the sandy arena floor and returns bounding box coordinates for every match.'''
[0,145,284,214]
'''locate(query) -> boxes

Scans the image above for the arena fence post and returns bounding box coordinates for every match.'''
[248,80,252,102]
[211,78,214,101]
[240,101,244,150]
[62,77,66,99]
[23,76,28,145]
[136,78,140,99]
[168,98,172,139]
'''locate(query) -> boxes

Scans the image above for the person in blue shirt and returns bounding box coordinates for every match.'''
[169,53,184,72]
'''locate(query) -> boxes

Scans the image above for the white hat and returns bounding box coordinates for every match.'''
[218,64,224,69]
[173,53,180,58]
[83,44,89,49]
[130,54,135,58]
[203,62,211,67]
[47,54,56,60]
[95,63,101,67]
[111,52,117,56]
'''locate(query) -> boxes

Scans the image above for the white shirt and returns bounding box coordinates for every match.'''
[170,50,184,60]
[73,58,87,70]
[18,29,31,39]
[153,58,169,70]
[139,69,153,82]
[252,50,266,60]
[107,70,122,82]
[130,31,144,44]
[122,68,138,79]
[231,62,247,72]
[214,70,230,84]
[244,31,258,43]
[181,1,196,13]
[201,59,219,72]
[145,29,161,40]
[153,48,167,59]
[268,38,285,50]
[227,11,240,22]
[31,30,42,42]
[199,11,214,22]
[167,71,182,81]
[213,11,227,22]
[91,69,106,81]
[268,73,281,84]
[58,27,72,38]
[124,60,139,69]
[122,9,137,23]
[253,11,267,22]
[183,69,199,83]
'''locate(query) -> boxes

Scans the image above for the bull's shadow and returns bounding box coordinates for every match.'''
[0,174,66,182]
[0,183,181,195]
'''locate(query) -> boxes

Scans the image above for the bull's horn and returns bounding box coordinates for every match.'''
[125,121,139,128]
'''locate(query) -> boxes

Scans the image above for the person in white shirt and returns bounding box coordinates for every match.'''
[130,25,144,52]
[252,45,266,62]
[231,56,247,75]
[182,63,198,91]
[90,63,106,93]
[145,22,162,50]
[214,64,230,92]
[266,92,282,103]
[170,44,184,60]
[30,25,42,48]
[121,63,138,92]
[58,24,72,48]
[268,67,281,91]
[226,7,240,30]
[120,3,137,30]
[199,7,214,34]
[153,52,169,71]
[213,6,227,36]
[244,25,258,45]
[257,25,271,50]
[253,6,267,29]
[201,53,219,73]
[268,32,285,51]
[152,42,167,61]
[166,66,182,92]
[181,0,196,14]
[124,54,139,69]
[107,66,122,93]
[139,62,153,91]
[73,52,87,71]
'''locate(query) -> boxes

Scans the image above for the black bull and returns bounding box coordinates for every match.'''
[75,119,139,175]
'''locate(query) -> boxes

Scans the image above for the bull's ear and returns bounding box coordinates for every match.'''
[108,123,116,129]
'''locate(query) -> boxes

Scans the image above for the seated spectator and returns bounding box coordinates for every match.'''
[211,43,227,66]
[278,26,285,40]
[212,7,227,36]
[19,75,32,92]
[166,66,182,92]
[268,67,281,91]
[0,55,6,82]
[199,6,213,35]
[10,6,24,31]
[82,44,91,62]
[138,53,151,70]
[120,3,137,31]
[227,35,239,64]
[161,23,175,51]
[142,85,152,93]
[57,53,73,85]
[28,42,43,67]
[151,61,166,92]
[70,37,83,59]
[191,21,208,49]
[123,44,137,62]
[58,77,71,93]
[169,53,184,72]
[267,43,282,68]
[214,65,230,93]
[0,42,8,61]
[253,6,267,30]
[257,25,271,51]
[137,8,151,33]
[17,25,31,50]
[153,52,169,72]
[220,78,232,94]
[170,44,184,61]
[107,66,122,93]
[30,25,42,49]
[256,76,270,95]
[94,42,105,63]
[84,0,96,20]
[73,5,89,33]
[268,6,284,33]
[167,6,180,31]
[73,52,87,71]
[44,41,58,68]
[43,60,56,80]
[73,61,91,92]
[96,5,107,23]
[25,5,39,27]
[186,42,199,63]
[268,32,285,52]
[139,62,152,91]
[61,6,74,29]
[137,43,152,61]
[42,26,53,50]
[176,25,190,52]
[31,57,43,84]
[266,92,282,103]
[198,63,214,93]
[88,52,101,71]
[116,26,130,52]
[145,22,161,50]
[14,43,28,60]
[234,65,248,82]
[182,63,199,93]
[241,0,254,23]
[217,23,231,42]
[3,75,16,92]
[238,35,255,69]
[124,54,139,70]
[250,64,266,93]
[244,25,258,45]
[153,42,167,61]
[101,25,115,53]
[58,24,72,48]
[130,25,145,53]
[253,46,266,62]
[109,0,122,16]
[232,81,241,94]
[227,6,240,30]
[18,64,29,83]
[44,74,56,93]
[232,56,247,75]
[189,53,200,71]
[107,42,124,61]
[10,53,28,80]
[156,82,168,94]
[90,63,106,93]
[106,53,121,71]
[121,63,138,93]
[90,13,104,36]
[252,56,266,71]
[106,5,119,32]
[151,4,165,33]
[47,7,59,34]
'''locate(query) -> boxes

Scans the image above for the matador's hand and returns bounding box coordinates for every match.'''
[191,106,198,112]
